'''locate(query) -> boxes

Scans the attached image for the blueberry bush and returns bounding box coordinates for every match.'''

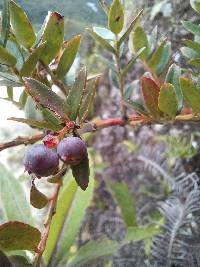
[1,0,200,266]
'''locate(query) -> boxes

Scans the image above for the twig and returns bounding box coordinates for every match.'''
[33,184,61,267]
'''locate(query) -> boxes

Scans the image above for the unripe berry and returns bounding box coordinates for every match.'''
[24,144,59,178]
[57,137,87,165]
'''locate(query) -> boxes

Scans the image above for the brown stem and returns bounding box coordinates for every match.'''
[33,184,61,267]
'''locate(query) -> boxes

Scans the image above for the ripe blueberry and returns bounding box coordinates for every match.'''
[57,137,87,165]
[24,144,59,178]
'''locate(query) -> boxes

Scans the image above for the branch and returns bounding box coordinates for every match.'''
[33,184,61,267]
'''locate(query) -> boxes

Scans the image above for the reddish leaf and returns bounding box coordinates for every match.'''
[0,221,41,251]
[71,156,90,191]
[140,77,160,118]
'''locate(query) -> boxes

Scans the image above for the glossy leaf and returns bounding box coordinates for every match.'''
[66,67,87,121]
[44,169,94,266]
[40,12,64,65]
[68,237,120,267]
[0,163,33,224]
[56,35,81,79]
[8,117,61,131]
[119,9,143,46]
[108,182,137,227]
[79,76,99,123]
[108,0,124,35]
[86,28,116,55]
[9,0,36,48]
[165,64,182,110]
[0,250,12,267]
[0,44,17,66]
[1,0,10,46]
[0,221,41,251]
[20,42,46,77]
[182,21,200,36]
[24,77,69,122]
[148,40,171,74]
[180,77,200,114]
[92,27,115,40]
[158,83,178,118]
[30,184,49,209]
[190,0,200,13]
[132,26,149,60]
[141,77,160,117]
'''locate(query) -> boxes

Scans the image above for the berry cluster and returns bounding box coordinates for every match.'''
[24,137,87,178]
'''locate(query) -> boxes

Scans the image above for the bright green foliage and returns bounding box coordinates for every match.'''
[108,0,124,34]
[158,84,178,118]
[180,77,200,114]
[0,221,41,251]
[56,35,81,79]
[132,26,149,60]
[9,0,36,48]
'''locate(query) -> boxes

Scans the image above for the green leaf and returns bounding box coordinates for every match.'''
[188,58,200,68]
[141,76,160,117]
[158,83,178,118]
[181,46,199,59]
[8,117,61,131]
[86,28,117,55]
[9,255,32,267]
[125,226,160,243]
[0,72,21,87]
[68,237,120,267]
[30,184,49,209]
[7,86,13,100]
[119,9,143,46]
[20,42,46,77]
[66,67,87,121]
[108,0,124,35]
[148,40,171,74]
[24,77,69,122]
[71,155,90,191]
[190,0,200,13]
[0,163,33,224]
[132,26,149,60]
[0,221,41,251]
[165,64,182,110]
[182,21,200,36]
[56,35,81,79]
[1,0,10,47]
[108,182,137,227]
[0,44,17,66]
[180,77,200,114]
[184,39,200,55]
[92,27,115,40]
[79,77,99,123]
[0,250,12,266]
[9,0,36,48]
[40,12,64,65]
[24,96,43,121]
[42,108,62,127]
[44,168,94,266]
[125,99,149,116]
[19,90,28,107]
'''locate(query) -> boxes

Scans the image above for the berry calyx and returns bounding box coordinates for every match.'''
[24,144,59,178]
[57,137,87,165]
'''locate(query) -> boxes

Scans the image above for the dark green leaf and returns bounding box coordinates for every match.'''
[108,182,137,227]
[20,42,46,77]
[9,255,32,267]
[125,99,149,116]
[182,20,200,36]
[56,35,81,79]
[86,28,117,55]
[119,9,143,46]
[40,12,64,65]
[184,39,200,55]
[42,108,62,127]
[158,83,178,118]
[188,58,200,68]
[66,67,87,121]
[0,44,17,66]
[1,0,10,47]
[24,77,69,122]
[132,26,149,60]
[180,77,200,114]
[0,163,33,224]
[71,155,90,191]
[0,221,41,251]
[9,0,36,48]
[30,184,49,209]
[0,250,12,267]
[108,0,124,35]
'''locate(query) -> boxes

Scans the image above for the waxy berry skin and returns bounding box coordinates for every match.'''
[24,144,59,178]
[57,137,87,165]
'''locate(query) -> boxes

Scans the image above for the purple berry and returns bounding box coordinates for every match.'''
[24,144,59,178]
[57,137,87,165]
